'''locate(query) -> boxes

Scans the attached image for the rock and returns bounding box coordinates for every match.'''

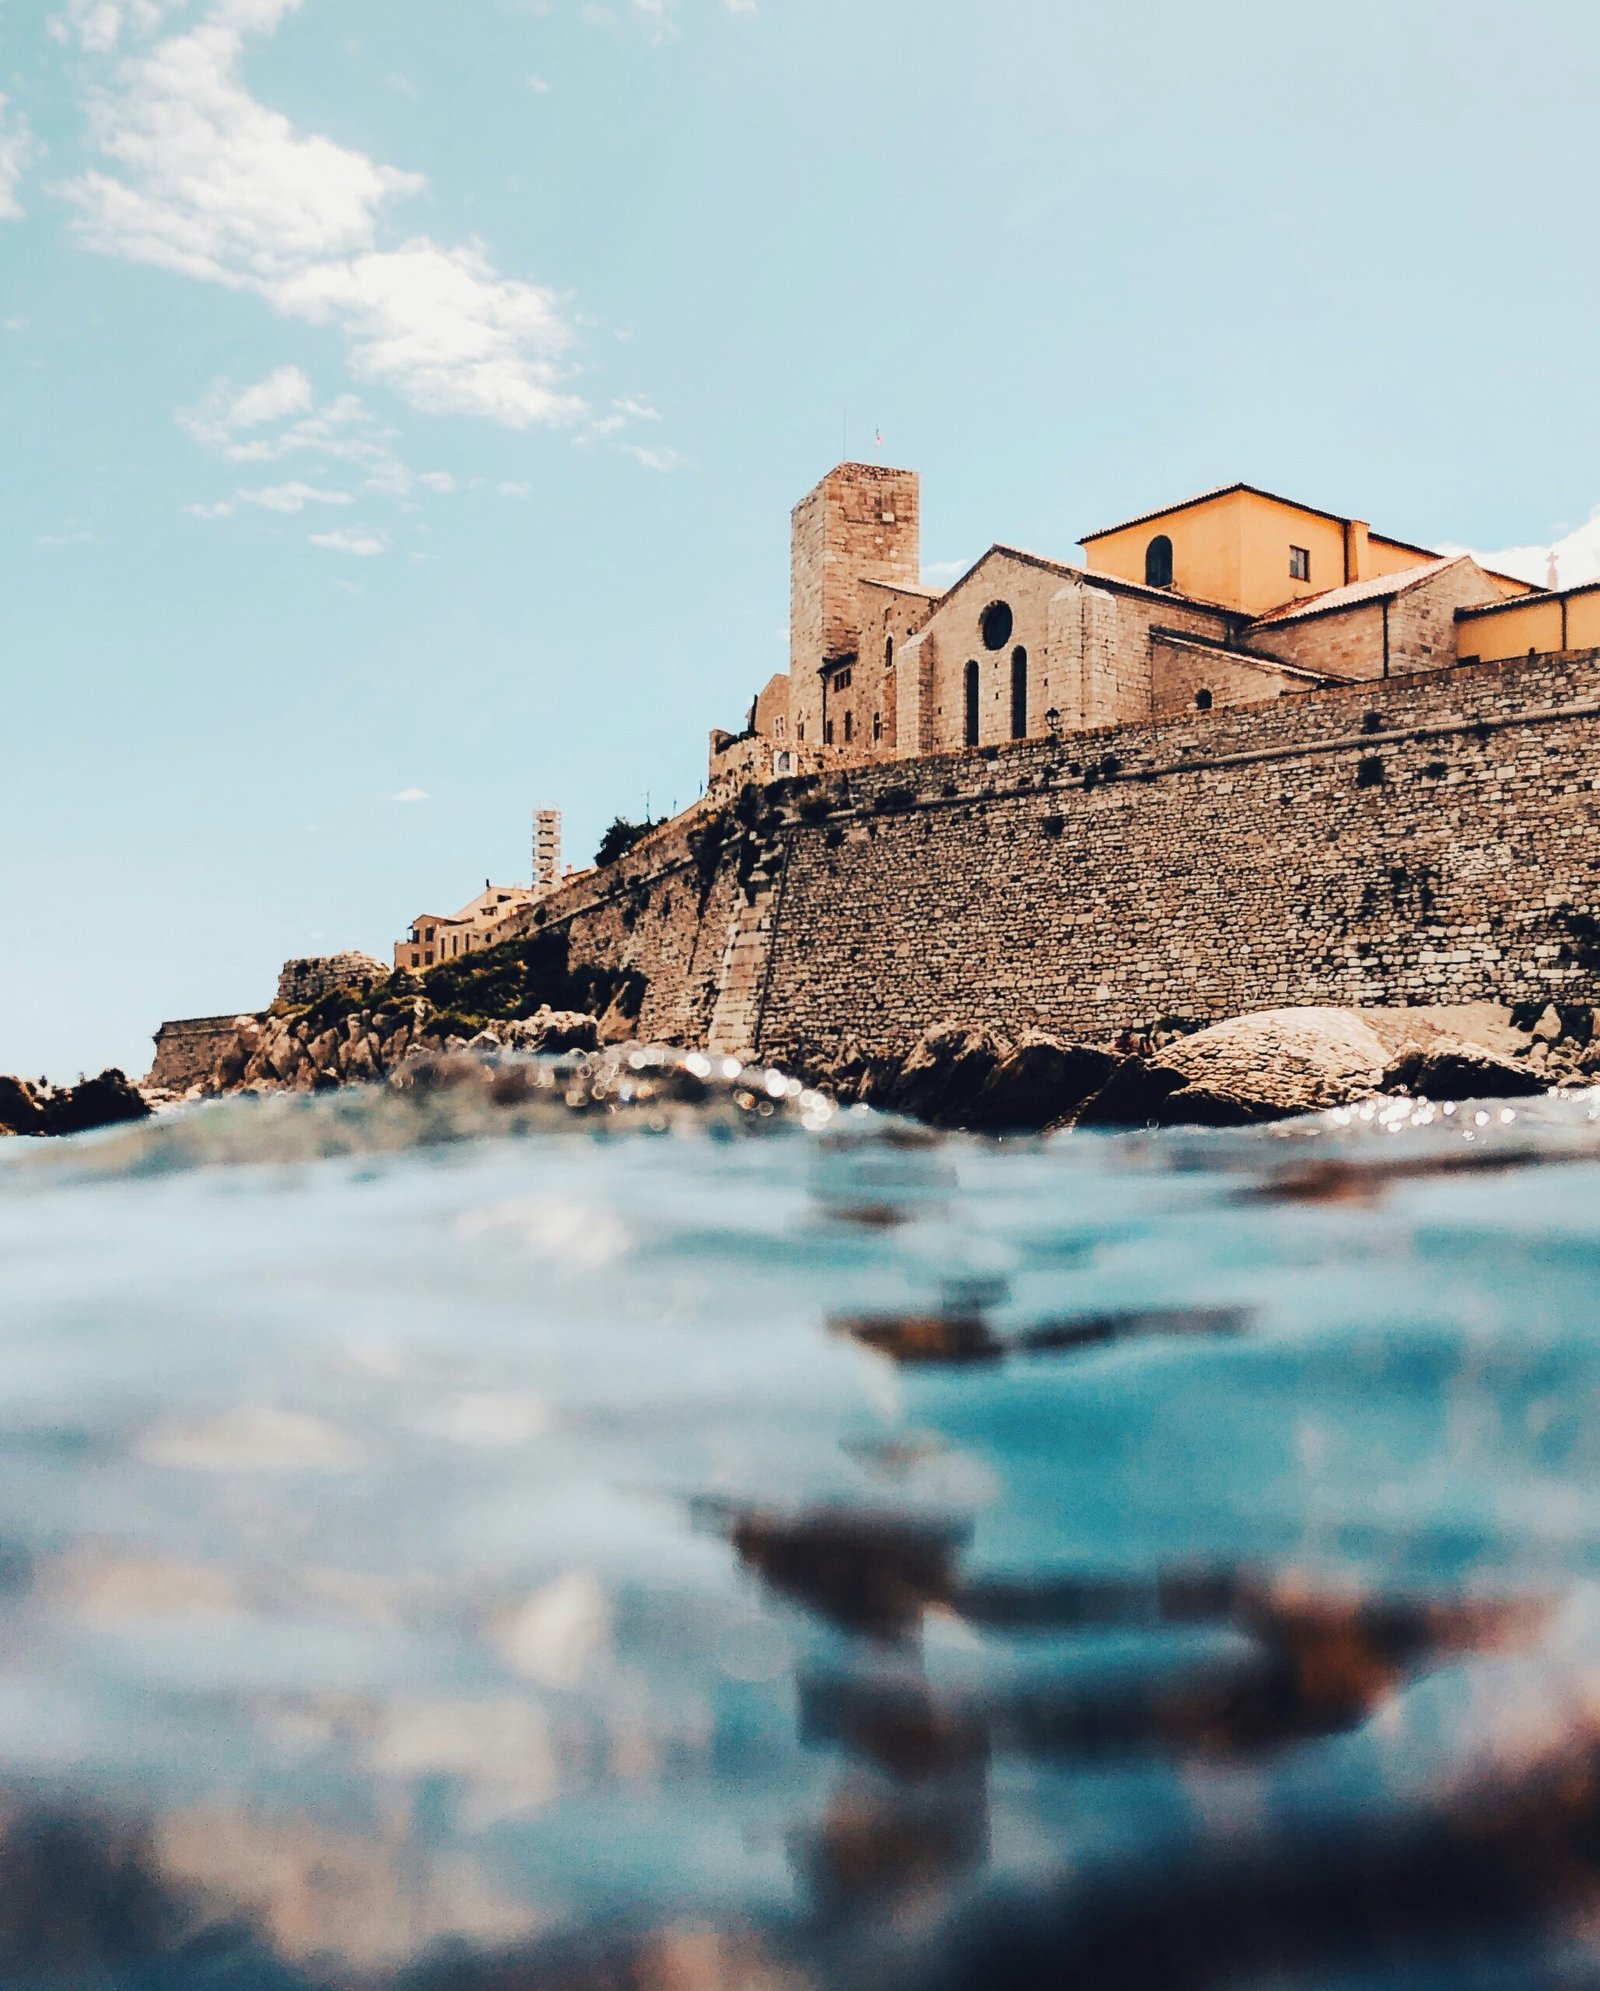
[1073,1056,1192,1128]
[40,1070,152,1138]
[964,1035,1119,1133]
[0,1076,45,1137]
[505,1010,599,1055]
[1152,1009,1394,1120]
[1532,1004,1563,1044]
[1385,1036,1548,1102]
[464,1030,504,1056]
[886,1024,1008,1128]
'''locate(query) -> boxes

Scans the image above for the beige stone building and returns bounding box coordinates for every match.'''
[709,464,1556,784]
[394,885,541,974]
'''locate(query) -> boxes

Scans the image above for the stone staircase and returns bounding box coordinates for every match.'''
[705,836,789,1060]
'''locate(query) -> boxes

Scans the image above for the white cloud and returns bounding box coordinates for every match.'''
[612,394,660,421]
[61,0,585,428]
[179,373,457,529]
[363,459,455,498]
[527,74,551,94]
[226,362,312,427]
[392,786,429,802]
[239,479,353,512]
[53,0,187,51]
[623,443,684,472]
[0,96,38,221]
[310,525,386,555]
[498,480,531,498]
[1445,510,1600,592]
[922,558,971,587]
[179,364,323,446]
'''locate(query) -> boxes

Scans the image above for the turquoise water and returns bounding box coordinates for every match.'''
[5,1055,1600,1988]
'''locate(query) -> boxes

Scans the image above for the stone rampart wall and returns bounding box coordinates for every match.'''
[149,1014,256,1091]
[525,649,1600,1065]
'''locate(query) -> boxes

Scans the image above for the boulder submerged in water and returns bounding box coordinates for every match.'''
[0,1069,153,1140]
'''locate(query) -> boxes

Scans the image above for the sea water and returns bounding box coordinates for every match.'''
[5,1055,1600,1989]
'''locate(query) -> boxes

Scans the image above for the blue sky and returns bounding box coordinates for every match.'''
[3,0,1599,1081]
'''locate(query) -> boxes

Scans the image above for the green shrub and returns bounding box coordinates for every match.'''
[595,816,660,867]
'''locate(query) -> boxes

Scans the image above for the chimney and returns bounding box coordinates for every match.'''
[1343,518,1370,586]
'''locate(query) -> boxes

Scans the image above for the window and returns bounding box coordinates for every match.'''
[1011,647,1028,739]
[1145,535,1174,588]
[964,659,980,746]
[824,719,834,745]
[981,601,1014,651]
[843,711,853,743]
[1290,545,1311,581]
[833,666,853,691]
[873,711,882,743]
[1195,688,1213,711]
[774,714,786,737]
[885,635,894,670]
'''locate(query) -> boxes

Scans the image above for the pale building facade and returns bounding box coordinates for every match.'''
[710,464,1552,788]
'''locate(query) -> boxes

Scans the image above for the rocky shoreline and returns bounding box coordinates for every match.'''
[3,990,1594,1143]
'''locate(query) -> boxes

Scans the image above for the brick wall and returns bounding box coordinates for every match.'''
[525,649,1600,1066]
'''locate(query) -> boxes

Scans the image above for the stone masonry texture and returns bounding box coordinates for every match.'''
[514,649,1600,1065]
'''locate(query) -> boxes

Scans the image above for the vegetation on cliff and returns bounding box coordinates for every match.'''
[594,815,662,867]
[284,928,646,1046]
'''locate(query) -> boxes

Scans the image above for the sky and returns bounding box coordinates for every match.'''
[3,0,1600,1082]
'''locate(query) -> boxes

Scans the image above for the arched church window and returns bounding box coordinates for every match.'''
[1195,687,1213,710]
[981,601,1014,651]
[1145,535,1174,588]
[964,660,980,746]
[1011,647,1028,739]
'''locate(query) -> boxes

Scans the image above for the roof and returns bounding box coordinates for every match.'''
[857,576,941,598]
[1147,626,1354,685]
[1079,480,1438,561]
[1248,559,1455,629]
[931,542,1238,618]
[1457,576,1600,619]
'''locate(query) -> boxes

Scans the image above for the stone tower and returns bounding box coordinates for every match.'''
[789,462,920,746]
[532,806,561,892]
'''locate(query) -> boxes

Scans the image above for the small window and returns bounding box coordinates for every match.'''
[1010,647,1028,739]
[774,714,785,737]
[1145,535,1174,588]
[964,659,980,746]
[873,711,882,743]
[843,711,853,743]
[885,635,894,670]
[1290,546,1311,581]
[1195,688,1213,711]
[824,719,834,745]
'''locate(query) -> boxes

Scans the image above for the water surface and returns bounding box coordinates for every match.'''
[5,1056,1600,1989]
